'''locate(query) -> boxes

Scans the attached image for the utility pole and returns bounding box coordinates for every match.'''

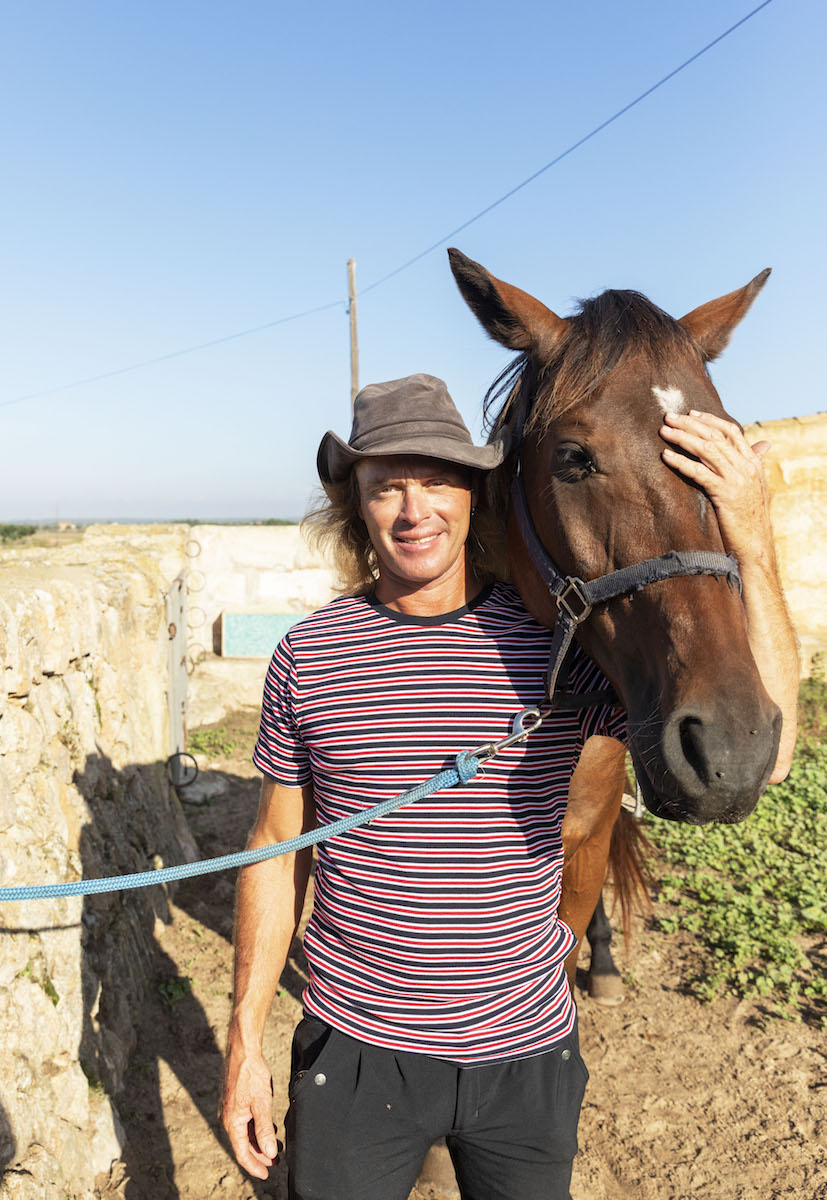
[347,258,359,414]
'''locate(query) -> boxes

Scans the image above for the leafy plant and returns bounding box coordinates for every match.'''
[188,727,239,757]
[157,975,193,1012]
[17,958,60,1007]
[645,686,827,1023]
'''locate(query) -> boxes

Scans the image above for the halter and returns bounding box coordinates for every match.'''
[507,396,742,710]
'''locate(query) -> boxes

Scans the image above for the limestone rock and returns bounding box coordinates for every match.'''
[88,1093,126,1177]
[181,769,231,806]
[0,1143,69,1200]
[0,762,16,831]
[744,410,827,674]
[0,534,195,1197]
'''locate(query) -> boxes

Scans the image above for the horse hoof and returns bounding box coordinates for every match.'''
[587,972,625,1006]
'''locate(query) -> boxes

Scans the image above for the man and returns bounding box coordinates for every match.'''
[221,373,797,1199]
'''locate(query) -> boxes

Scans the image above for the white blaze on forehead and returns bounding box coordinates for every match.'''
[652,385,685,415]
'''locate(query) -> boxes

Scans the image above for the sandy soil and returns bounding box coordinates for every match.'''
[99,713,827,1200]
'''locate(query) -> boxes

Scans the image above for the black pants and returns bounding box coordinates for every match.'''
[286,1017,588,1200]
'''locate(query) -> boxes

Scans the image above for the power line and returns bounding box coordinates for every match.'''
[360,0,775,294]
[0,299,344,410]
[3,0,773,410]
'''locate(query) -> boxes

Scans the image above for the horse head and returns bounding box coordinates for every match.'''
[449,248,781,826]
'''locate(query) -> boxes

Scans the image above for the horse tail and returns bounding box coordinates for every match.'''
[607,809,653,950]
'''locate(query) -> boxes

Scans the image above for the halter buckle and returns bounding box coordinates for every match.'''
[558,579,592,623]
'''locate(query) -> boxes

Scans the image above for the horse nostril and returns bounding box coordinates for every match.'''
[659,702,780,810]
[679,715,709,786]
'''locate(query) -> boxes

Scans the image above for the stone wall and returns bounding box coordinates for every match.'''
[744,411,827,675]
[186,525,336,727]
[184,524,336,659]
[0,528,198,1198]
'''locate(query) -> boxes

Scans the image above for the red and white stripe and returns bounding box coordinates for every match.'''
[253,583,626,1065]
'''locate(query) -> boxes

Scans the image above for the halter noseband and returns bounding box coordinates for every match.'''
[507,398,742,710]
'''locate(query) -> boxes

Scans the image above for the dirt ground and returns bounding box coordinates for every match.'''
[99,712,827,1200]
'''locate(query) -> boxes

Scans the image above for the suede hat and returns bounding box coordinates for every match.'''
[317,373,508,485]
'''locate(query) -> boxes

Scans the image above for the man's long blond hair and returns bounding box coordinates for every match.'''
[302,468,508,596]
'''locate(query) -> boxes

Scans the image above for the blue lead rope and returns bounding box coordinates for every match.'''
[0,751,481,903]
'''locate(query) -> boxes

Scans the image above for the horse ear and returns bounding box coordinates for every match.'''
[448,248,568,356]
[678,269,771,361]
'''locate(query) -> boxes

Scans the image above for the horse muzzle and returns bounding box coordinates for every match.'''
[629,699,783,825]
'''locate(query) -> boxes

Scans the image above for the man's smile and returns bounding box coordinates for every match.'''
[393,531,443,548]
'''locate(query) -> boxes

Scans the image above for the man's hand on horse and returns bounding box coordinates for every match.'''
[659,410,774,565]
[220,1046,281,1179]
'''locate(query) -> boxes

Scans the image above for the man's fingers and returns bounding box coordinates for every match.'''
[221,1050,277,1178]
[225,1113,273,1179]
[251,1105,279,1162]
[661,446,715,485]
[686,409,737,431]
[686,410,759,458]
[659,421,736,474]
[751,439,771,459]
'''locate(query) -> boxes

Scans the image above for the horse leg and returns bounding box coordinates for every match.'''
[585,892,624,1006]
[559,735,627,991]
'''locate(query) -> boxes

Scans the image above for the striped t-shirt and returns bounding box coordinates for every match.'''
[253,582,626,1065]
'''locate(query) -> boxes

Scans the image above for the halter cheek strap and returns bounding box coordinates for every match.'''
[508,426,742,710]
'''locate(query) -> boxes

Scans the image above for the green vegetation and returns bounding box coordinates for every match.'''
[17,959,60,1007]
[157,975,193,1011]
[646,677,827,1023]
[188,726,241,757]
[0,523,37,542]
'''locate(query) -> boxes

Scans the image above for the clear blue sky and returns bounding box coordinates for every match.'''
[1,0,823,521]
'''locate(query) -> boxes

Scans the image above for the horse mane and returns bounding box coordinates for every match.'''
[483,289,704,438]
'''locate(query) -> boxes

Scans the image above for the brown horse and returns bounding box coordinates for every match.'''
[448,248,781,998]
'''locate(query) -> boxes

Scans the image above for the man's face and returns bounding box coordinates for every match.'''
[356,455,476,589]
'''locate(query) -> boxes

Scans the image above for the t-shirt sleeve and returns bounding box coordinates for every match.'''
[566,645,630,747]
[252,636,312,786]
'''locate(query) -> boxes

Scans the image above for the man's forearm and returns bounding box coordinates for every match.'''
[221,781,313,1178]
[739,551,800,781]
[230,845,313,1049]
[228,779,315,1051]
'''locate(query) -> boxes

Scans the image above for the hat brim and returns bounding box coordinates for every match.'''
[317,429,510,485]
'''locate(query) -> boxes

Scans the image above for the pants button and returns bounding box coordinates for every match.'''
[314,1073,327,1086]
[561,1049,571,1061]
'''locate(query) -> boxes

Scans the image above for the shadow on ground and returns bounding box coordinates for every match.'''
[54,749,279,1199]
[97,762,306,1198]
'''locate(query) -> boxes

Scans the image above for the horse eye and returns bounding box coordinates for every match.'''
[554,443,596,480]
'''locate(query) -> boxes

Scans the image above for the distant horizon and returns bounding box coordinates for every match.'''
[1,515,301,527]
[5,404,825,530]
[3,0,823,520]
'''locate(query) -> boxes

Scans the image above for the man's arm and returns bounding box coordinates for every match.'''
[661,409,799,780]
[220,778,315,1179]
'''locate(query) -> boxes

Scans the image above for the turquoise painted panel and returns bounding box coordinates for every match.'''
[221,612,308,658]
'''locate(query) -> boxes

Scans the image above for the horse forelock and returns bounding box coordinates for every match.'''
[484,289,705,439]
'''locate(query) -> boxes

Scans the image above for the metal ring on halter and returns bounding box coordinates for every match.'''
[557,579,593,623]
